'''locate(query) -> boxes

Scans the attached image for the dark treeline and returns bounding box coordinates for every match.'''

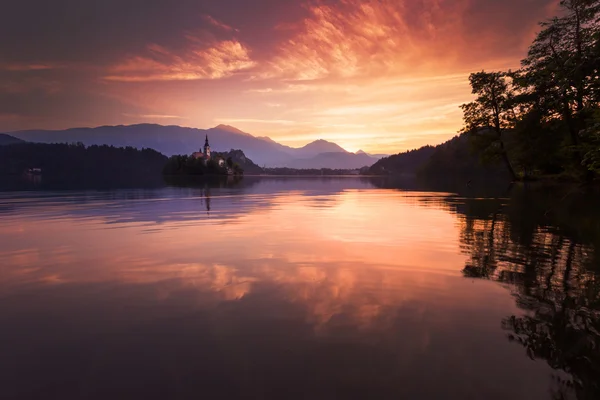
[417,134,511,182]
[0,142,167,188]
[367,146,436,176]
[366,135,512,185]
[163,155,235,176]
[366,132,512,182]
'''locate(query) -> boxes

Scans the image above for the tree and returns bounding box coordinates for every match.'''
[521,0,600,173]
[581,113,600,173]
[461,71,519,181]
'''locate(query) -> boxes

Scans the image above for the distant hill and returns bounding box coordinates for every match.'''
[368,133,509,182]
[5,124,378,169]
[357,149,388,158]
[215,149,263,175]
[288,151,378,169]
[368,146,436,175]
[417,134,509,181]
[0,134,24,146]
[213,124,254,137]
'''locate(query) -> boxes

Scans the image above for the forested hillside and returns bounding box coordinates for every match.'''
[366,135,509,182]
[367,146,436,176]
[0,143,167,187]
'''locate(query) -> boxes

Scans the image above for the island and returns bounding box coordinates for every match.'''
[163,135,247,176]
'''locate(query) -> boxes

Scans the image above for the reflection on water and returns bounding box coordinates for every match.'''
[454,186,600,400]
[0,178,598,399]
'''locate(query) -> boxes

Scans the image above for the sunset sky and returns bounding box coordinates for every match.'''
[1,0,558,153]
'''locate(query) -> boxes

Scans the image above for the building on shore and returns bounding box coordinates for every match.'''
[192,135,225,167]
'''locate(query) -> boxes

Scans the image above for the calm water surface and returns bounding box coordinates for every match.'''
[0,178,598,399]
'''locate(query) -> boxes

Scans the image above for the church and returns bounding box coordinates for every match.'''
[192,135,225,167]
[192,135,212,160]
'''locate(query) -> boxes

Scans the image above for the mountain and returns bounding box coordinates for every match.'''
[0,134,24,146]
[357,149,388,158]
[214,149,263,175]
[288,151,378,169]
[213,124,254,137]
[294,139,347,157]
[6,124,380,169]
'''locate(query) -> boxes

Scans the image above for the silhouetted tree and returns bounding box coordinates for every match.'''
[461,71,519,180]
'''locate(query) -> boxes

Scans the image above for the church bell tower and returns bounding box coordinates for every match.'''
[204,134,211,158]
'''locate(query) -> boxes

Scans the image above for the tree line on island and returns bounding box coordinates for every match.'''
[163,149,250,176]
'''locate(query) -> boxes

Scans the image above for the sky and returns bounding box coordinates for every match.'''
[0,0,558,153]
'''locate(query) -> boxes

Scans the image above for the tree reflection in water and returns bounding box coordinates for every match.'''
[458,185,600,400]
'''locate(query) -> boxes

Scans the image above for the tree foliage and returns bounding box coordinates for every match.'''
[461,71,519,180]
[461,0,600,182]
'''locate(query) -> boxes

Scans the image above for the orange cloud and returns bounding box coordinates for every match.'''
[202,14,239,32]
[0,62,65,71]
[105,40,256,82]
[262,0,470,80]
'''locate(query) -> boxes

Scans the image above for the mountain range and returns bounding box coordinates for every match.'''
[3,124,382,169]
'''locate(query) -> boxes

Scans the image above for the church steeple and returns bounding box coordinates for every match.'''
[204,134,211,158]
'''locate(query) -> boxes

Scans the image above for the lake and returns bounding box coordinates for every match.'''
[1,177,598,400]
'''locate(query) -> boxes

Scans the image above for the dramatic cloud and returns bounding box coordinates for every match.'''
[264,0,466,80]
[105,41,256,82]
